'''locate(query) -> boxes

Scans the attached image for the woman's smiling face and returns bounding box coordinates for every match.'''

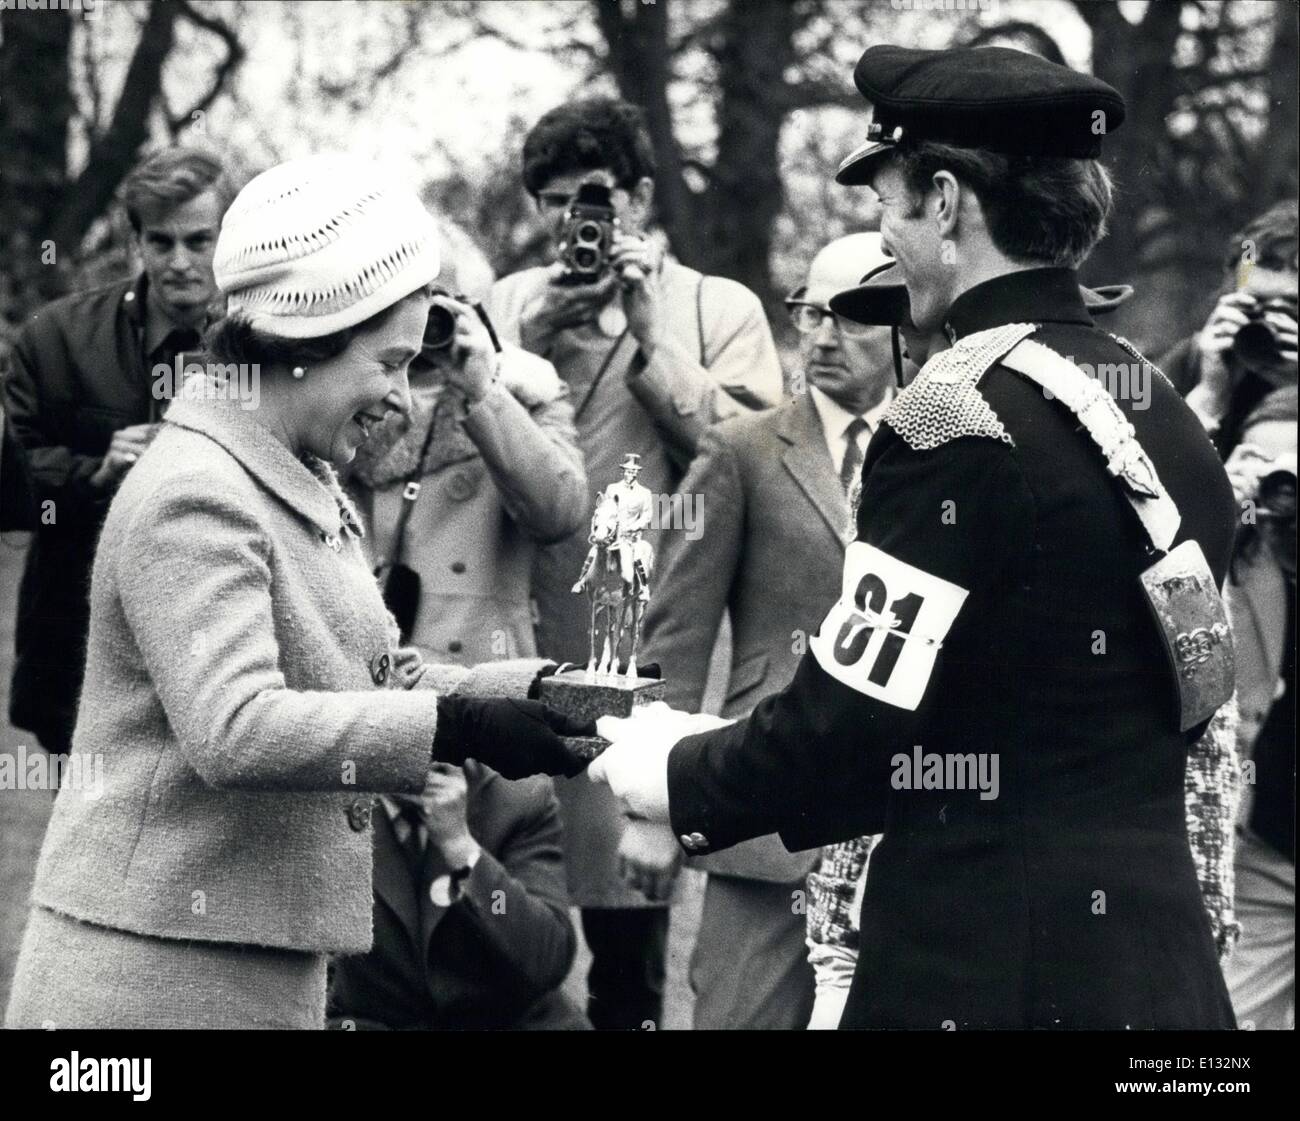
[291,293,430,467]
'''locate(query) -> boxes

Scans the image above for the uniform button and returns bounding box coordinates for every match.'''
[347,798,373,832]
[679,831,708,851]
[447,470,478,502]
[450,561,466,574]
[447,640,463,654]
[370,651,391,685]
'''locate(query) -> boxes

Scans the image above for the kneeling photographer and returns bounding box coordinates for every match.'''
[349,273,588,667]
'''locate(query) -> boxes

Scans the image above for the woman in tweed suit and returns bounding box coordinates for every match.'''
[4,155,589,1030]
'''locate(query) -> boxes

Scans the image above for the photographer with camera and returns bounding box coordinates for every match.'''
[1160,200,1298,458]
[349,260,587,668]
[487,96,783,1030]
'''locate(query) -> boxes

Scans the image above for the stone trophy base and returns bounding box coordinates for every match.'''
[539,669,667,762]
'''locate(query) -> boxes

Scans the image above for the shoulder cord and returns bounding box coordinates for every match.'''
[574,266,706,422]
[377,396,443,572]
[999,337,1181,555]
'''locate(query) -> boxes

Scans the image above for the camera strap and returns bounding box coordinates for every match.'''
[573,328,632,423]
[377,397,443,573]
[1000,335,1235,732]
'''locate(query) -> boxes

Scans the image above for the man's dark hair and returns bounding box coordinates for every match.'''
[892,142,1114,269]
[123,147,235,234]
[1224,200,1299,275]
[522,97,657,196]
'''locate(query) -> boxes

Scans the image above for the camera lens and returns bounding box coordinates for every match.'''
[575,222,602,244]
[423,304,457,351]
[1232,318,1282,368]
[573,247,599,270]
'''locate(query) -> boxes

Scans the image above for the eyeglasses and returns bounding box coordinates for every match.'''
[787,302,876,339]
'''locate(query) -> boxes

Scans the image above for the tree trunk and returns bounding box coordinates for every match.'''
[0,7,75,330]
[1075,0,1184,293]
[1257,0,1299,203]
[50,0,180,253]
[694,0,797,316]
[594,0,699,258]
[594,0,795,313]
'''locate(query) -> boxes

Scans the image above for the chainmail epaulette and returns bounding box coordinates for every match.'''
[882,322,1038,450]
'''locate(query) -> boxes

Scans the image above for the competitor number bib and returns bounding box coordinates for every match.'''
[810,542,969,711]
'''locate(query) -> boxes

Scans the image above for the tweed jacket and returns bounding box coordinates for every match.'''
[29,393,541,955]
[641,395,853,882]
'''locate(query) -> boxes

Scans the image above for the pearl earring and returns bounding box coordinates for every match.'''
[292,366,306,379]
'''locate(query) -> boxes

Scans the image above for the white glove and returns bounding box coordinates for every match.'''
[588,702,732,822]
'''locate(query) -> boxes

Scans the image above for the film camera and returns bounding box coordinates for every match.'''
[1232,295,1299,371]
[421,288,500,359]
[557,181,619,284]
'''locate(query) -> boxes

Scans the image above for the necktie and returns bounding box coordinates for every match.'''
[396,802,428,874]
[839,417,869,493]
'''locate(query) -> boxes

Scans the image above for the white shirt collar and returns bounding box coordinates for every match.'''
[808,383,893,467]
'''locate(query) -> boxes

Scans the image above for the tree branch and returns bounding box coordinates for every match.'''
[51,0,180,249]
[317,1,431,98]
[166,0,247,132]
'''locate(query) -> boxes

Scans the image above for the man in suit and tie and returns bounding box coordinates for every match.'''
[636,233,898,1028]
[327,761,589,1030]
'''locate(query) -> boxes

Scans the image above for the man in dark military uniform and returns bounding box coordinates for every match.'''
[591,46,1240,1029]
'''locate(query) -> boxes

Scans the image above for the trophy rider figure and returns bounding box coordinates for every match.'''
[574,453,654,603]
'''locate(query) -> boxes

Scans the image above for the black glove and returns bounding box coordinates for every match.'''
[432,696,597,779]
[527,662,574,700]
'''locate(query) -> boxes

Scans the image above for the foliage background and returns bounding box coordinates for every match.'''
[0,0,1297,361]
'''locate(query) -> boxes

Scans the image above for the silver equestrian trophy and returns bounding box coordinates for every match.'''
[540,453,666,759]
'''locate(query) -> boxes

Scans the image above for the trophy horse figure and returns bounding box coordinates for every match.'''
[571,454,654,679]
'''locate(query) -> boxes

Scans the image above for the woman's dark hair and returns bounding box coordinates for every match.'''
[892,141,1114,269]
[205,288,426,369]
[522,97,657,196]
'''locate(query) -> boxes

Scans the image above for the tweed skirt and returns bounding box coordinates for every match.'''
[4,907,327,1030]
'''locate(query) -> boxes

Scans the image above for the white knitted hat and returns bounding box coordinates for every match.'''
[213,153,441,338]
